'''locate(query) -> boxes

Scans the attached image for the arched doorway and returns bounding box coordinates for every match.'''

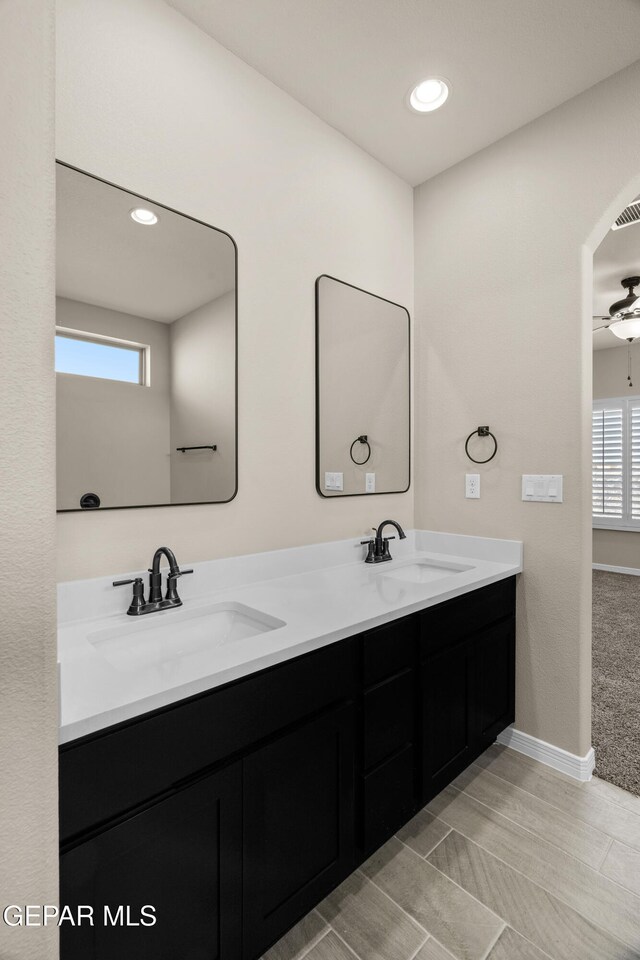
[588,180,640,797]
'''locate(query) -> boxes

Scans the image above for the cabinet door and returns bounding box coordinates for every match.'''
[242,704,355,960]
[363,744,416,853]
[474,619,515,748]
[361,670,417,853]
[421,640,473,802]
[60,763,242,960]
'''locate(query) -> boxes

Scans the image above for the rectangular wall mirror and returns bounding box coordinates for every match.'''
[55,162,237,511]
[315,275,410,497]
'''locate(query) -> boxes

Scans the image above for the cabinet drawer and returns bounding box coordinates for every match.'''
[362,616,416,688]
[362,745,416,853]
[60,638,357,843]
[363,671,414,771]
[419,577,515,658]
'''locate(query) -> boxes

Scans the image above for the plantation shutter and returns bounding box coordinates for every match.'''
[592,405,624,519]
[631,403,640,520]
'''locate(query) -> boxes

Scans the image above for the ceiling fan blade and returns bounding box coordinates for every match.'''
[592,316,610,332]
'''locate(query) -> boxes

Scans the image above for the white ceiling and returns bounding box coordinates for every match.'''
[168,0,640,186]
[56,163,235,323]
[593,211,640,350]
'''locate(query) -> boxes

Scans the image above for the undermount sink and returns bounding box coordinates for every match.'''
[88,602,285,672]
[380,559,474,584]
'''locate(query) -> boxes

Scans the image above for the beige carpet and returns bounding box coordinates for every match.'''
[592,570,640,797]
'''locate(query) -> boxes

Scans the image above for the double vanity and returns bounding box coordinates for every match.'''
[57,529,522,960]
[54,161,521,960]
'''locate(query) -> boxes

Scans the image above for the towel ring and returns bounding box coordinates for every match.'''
[465,426,498,464]
[350,435,371,465]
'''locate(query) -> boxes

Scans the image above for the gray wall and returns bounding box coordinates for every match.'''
[0,2,58,958]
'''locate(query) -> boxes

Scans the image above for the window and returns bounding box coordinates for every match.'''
[592,396,640,530]
[55,329,147,385]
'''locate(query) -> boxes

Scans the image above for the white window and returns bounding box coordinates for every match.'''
[55,328,148,385]
[592,396,640,531]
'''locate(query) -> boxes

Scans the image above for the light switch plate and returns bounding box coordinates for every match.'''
[324,472,343,491]
[521,474,563,502]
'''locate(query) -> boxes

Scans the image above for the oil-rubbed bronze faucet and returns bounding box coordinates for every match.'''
[361,520,406,563]
[113,546,193,615]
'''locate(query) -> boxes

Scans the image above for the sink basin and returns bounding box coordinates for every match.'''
[380,559,473,584]
[88,602,285,672]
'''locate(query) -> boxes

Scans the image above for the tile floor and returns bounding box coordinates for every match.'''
[261,744,640,960]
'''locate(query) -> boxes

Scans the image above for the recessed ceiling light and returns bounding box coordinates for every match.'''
[130,207,158,225]
[408,77,450,113]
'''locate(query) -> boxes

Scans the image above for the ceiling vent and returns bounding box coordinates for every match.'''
[612,199,640,230]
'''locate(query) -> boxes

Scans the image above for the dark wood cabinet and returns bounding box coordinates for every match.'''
[59,639,356,845]
[60,763,242,960]
[242,705,355,959]
[420,578,516,802]
[363,670,415,770]
[474,619,515,748]
[359,617,419,853]
[362,744,416,852]
[421,638,474,800]
[59,577,516,960]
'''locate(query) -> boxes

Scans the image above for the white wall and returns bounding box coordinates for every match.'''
[414,59,640,757]
[170,292,236,503]
[56,298,171,508]
[592,343,640,570]
[0,2,58,958]
[593,342,640,400]
[55,0,414,581]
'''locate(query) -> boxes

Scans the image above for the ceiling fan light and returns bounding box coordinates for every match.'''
[609,316,640,341]
[611,294,639,318]
[609,276,640,319]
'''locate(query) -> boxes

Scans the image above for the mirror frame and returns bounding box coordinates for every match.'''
[314,274,411,499]
[55,160,239,512]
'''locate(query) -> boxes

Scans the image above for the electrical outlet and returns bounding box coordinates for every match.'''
[365,473,376,493]
[465,473,480,499]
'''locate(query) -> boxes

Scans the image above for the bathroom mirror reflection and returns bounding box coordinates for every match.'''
[315,275,410,497]
[55,162,237,511]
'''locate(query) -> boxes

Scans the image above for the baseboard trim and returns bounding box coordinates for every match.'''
[593,562,640,576]
[496,726,595,782]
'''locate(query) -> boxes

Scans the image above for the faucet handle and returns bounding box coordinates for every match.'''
[165,568,193,603]
[381,537,396,560]
[112,577,145,614]
[361,539,376,563]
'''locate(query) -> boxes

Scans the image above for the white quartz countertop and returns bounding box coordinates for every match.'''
[57,530,522,744]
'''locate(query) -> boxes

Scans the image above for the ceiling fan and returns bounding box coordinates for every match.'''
[593,276,640,341]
